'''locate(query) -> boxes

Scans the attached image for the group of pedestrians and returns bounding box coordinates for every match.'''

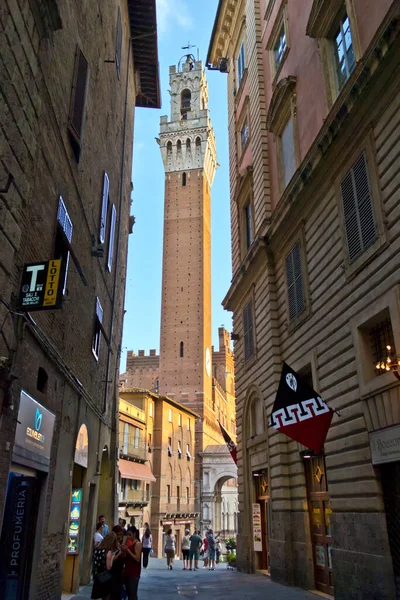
[164,528,221,571]
[91,516,153,600]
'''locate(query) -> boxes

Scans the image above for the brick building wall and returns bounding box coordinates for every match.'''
[0,0,159,597]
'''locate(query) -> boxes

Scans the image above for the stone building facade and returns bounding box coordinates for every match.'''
[0,1,159,597]
[208,0,400,598]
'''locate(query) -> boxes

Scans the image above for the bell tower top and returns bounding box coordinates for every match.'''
[159,55,217,186]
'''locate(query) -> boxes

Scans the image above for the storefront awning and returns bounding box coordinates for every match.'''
[119,459,156,482]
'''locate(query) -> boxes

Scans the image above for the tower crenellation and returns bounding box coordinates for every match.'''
[159,58,217,186]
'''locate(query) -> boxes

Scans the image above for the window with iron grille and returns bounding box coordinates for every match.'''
[334,13,355,90]
[241,121,249,151]
[285,242,305,322]
[341,152,377,262]
[68,46,89,162]
[243,299,254,362]
[369,318,396,377]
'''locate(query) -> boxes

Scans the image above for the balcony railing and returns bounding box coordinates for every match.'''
[119,439,147,461]
[119,489,149,504]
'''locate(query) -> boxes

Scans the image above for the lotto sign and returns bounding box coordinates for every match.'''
[18,260,63,311]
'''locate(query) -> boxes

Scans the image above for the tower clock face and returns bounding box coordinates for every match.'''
[205,347,211,377]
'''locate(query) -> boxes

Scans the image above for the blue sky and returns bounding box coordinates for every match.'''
[120,0,232,371]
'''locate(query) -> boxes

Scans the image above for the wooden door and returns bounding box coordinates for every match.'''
[305,456,334,595]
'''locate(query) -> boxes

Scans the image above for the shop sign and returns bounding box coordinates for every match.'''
[14,391,55,460]
[370,424,400,465]
[74,424,88,468]
[252,503,262,552]
[67,489,83,554]
[17,260,63,311]
[0,473,38,598]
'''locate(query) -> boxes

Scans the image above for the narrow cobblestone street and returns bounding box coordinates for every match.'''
[65,558,321,600]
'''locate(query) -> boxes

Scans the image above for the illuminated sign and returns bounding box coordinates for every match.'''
[18,260,63,311]
[67,489,83,555]
[14,391,55,459]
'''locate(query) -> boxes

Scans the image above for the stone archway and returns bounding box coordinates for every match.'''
[200,445,237,537]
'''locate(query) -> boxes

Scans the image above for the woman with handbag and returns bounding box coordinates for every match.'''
[91,532,119,600]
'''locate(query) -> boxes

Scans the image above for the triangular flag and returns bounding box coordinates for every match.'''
[218,420,237,465]
[269,363,334,454]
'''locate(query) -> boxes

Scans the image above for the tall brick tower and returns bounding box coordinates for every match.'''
[158,55,220,501]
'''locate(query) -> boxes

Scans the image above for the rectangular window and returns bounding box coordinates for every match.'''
[186,443,191,460]
[149,402,153,418]
[131,479,140,491]
[99,172,109,244]
[168,408,172,423]
[237,40,246,86]
[186,487,189,504]
[188,418,191,431]
[134,426,140,448]
[168,437,173,456]
[178,440,182,458]
[145,483,150,501]
[177,485,180,509]
[123,422,129,454]
[334,13,355,90]
[68,46,89,162]
[167,484,171,503]
[55,196,73,295]
[243,299,255,362]
[369,317,396,377]
[115,7,122,80]
[285,242,305,321]
[244,202,253,249]
[148,432,152,448]
[341,152,377,263]
[178,413,182,427]
[281,117,296,187]
[92,297,103,360]
[241,120,249,151]
[274,25,287,70]
[107,204,116,272]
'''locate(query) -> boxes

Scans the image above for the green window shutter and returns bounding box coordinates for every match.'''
[341,152,377,262]
[286,242,305,322]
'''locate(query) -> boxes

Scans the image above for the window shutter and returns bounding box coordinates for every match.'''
[243,299,254,361]
[96,297,103,323]
[286,242,305,321]
[341,152,377,262]
[100,172,109,244]
[68,46,89,159]
[57,196,73,294]
[107,204,116,272]
[115,7,122,79]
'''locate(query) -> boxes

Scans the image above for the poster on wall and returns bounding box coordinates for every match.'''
[252,503,262,552]
[67,489,82,555]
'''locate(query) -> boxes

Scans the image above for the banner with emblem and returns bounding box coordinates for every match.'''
[218,420,237,465]
[269,363,334,454]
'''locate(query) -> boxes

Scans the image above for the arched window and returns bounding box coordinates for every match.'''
[182,172,187,186]
[181,89,191,119]
[177,139,182,152]
[186,138,191,151]
[167,141,172,155]
[180,341,184,357]
[195,136,201,148]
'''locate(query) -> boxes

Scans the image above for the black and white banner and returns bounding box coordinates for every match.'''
[269,363,334,453]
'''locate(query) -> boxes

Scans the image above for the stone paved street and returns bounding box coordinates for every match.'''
[65,558,321,600]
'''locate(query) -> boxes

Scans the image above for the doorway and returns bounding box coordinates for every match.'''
[0,470,41,600]
[304,455,333,595]
[381,461,400,597]
[254,471,269,571]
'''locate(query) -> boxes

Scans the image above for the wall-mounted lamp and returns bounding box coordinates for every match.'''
[375,345,400,380]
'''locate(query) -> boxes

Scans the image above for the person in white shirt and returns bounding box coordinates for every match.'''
[93,522,104,548]
[142,526,153,568]
[182,529,191,570]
